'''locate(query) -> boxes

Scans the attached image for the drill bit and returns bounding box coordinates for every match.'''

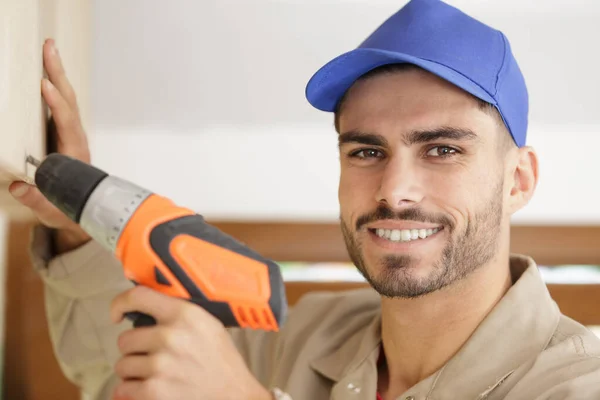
[26,155,41,168]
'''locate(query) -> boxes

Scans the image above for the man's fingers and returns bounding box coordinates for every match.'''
[112,379,144,400]
[114,354,161,380]
[8,182,90,238]
[41,39,90,161]
[41,78,86,153]
[113,378,168,400]
[8,181,70,225]
[117,326,168,355]
[110,286,195,326]
[43,39,78,112]
[9,182,51,213]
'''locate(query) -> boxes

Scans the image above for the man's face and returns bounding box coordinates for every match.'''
[337,68,512,299]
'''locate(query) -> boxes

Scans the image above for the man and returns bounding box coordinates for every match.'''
[9,0,600,399]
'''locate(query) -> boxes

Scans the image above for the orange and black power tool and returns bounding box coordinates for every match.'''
[30,153,287,331]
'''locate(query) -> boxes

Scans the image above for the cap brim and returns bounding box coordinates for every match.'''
[305,48,496,112]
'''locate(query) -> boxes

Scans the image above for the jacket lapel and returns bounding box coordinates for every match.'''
[426,255,560,399]
[310,312,382,399]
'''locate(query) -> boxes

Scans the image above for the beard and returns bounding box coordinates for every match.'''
[341,178,504,299]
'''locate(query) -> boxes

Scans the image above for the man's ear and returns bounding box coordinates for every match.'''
[507,146,539,214]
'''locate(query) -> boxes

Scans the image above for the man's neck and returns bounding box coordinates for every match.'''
[377,257,512,399]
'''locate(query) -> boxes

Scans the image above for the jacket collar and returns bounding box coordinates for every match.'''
[309,306,382,382]
[309,254,560,399]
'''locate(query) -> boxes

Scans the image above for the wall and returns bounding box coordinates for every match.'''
[87,0,600,224]
[87,125,600,224]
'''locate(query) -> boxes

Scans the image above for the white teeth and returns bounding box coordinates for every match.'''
[374,227,440,242]
[401,230,411,241]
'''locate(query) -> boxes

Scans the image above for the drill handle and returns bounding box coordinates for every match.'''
[120,214,288,331]
[125,311,157,327]
[148,214,288,331]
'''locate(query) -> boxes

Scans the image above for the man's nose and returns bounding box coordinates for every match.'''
[375,156,424,209]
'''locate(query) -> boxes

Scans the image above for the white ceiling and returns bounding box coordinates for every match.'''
[90,0,600,132]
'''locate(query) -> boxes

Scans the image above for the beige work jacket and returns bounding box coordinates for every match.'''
[29,225,600,400]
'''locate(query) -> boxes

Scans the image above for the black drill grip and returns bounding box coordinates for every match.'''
[125,311,157,327]
[148,215,288,330]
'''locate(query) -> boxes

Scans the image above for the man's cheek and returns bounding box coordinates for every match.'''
[346,174,378,197]
[338,180,361,207]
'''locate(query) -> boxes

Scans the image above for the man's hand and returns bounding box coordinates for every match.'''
[9,38,92,253]
[110,286,273,400]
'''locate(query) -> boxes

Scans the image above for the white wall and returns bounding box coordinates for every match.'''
[86,0,600,224]
[87,125,600,225]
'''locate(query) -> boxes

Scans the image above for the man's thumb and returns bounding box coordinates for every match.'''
[8,181,86,238]
[9,181,45,210]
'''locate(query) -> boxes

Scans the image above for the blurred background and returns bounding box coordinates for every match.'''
[1,1,599,398]
[85,0,600,223]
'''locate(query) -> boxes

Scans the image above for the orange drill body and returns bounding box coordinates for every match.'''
[115,194,196,300]
[116,194,279,331]
[33,153,287,331]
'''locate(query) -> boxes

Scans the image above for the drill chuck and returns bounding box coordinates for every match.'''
[34,153,152,252]
[34,153,108,223]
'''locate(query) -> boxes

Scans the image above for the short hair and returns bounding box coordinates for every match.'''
[333,63,514,151]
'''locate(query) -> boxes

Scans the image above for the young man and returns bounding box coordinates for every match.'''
[10,0,600,399]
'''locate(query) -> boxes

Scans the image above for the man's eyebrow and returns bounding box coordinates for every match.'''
[337,127,479,149]
[338,130,389,149]
[404,127,479,145]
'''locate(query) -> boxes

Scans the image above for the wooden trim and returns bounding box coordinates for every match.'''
[210,221,348,263]
[210,221,600,266]
[510,225,600,266]
[284,281,600,326]
[547,284,600,326]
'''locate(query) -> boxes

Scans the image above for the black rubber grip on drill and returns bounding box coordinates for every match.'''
[125,311,157,327]
[148,214,288,328]
[34,153,108,223]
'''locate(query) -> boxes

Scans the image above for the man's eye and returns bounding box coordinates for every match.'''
[350,149,384,159]
[426,146,458,157]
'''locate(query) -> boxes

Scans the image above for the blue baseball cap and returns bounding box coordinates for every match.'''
[305,0,528,147]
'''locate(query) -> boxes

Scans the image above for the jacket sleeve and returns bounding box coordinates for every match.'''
[29,224,135,400]
[29,224,291,400]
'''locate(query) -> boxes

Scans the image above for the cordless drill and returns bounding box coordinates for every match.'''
[29,153,287,330]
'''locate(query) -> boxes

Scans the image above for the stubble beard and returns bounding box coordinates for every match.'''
[340,179,504,299]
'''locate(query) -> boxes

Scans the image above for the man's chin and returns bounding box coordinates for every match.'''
[367,276,440,299]
[358,259,446,298]
[364,252,429,275]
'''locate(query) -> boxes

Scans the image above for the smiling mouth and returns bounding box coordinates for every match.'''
[369,227,443,243]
